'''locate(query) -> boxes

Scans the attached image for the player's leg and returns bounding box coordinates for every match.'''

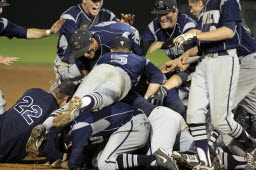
[186,58,212,167]
[53,64,132,127]
[209,54,256,167]
[97,113,151,170]
[232,53,256,111]
[164,88,187,117]
[147,106,194,155]
[26,108,65,157]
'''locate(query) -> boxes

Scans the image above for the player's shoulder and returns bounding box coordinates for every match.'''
[178,13,196,24]
[24,88,48,96]
[99,8,115,16]
[61,5,82,21]
[0,17,8,25]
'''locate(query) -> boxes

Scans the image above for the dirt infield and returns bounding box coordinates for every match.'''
[0,65,65,170]
[0,65,56,109]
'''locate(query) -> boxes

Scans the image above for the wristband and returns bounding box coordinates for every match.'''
[46,29,51,36]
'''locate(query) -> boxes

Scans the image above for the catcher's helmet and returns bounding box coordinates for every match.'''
[0,0,9,7]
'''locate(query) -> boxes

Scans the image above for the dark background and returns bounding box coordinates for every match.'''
[1,0,256,35]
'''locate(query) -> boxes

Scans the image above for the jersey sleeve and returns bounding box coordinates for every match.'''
[181,15,197,33]
[143,59,165,84]
[221,0,242,23]
[141,23,157,55]
[0,18,27,39]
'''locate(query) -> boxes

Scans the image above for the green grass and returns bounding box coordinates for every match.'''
[0,35,58,65]
[0,36,170,67]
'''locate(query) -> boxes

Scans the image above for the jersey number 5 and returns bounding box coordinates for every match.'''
[111,54,128,65]
[14,96,43,125]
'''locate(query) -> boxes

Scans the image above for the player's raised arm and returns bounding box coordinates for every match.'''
[26,18,65,39]
[0,56,19,65]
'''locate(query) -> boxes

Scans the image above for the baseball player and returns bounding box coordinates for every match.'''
[74,21,142,77]
[52,0,139,87]
[0,0,65,51]
[0,80,77,162]
[172,0,256,169]
[51,35,164,128]
[0,0,64,108]
[141,0,197,115]
[49,102,178,170]
[231,20,256,137]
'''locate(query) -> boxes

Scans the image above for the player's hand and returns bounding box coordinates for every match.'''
[147,85,168,106]
[177,54,190,71]
[160,59,180,73]
[173,31,197,48]
[50,18,66,34]
[117,14,135,25]
[0,56,19,65]
[90,136,104,144]
[149,41,164,53]
[51,159,68,169]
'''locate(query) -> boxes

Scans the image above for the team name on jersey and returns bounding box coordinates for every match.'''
[202,10,220,25]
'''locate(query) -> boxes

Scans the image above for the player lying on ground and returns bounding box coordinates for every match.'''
[51,35,164,127]
[0,80,77,162]
[27,91,194,170]
[48,102,178,170]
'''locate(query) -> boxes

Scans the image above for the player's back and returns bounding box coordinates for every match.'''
[90,21,142,55]
[71,102,137,148]
[96,52,148,85]
[0,88,59,162]
[237,21,256,57]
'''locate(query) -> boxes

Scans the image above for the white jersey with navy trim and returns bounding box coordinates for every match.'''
[0,17,27,39]
[198,0,242,53]
[141,13,196,59]
[57,4,117,64]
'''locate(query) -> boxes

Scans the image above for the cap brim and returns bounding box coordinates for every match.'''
[0,2,10,7]
[151,10,171,15]
[72,47,90,58]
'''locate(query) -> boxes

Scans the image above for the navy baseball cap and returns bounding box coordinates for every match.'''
[69,29,93,58]
[110,36,132,49]
[57,80,77,96]
[0,0,10,7]
[151,0,177,15]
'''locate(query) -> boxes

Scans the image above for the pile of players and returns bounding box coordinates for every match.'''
[1,0,256,169]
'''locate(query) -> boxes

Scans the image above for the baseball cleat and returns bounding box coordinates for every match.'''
[153,147,179,170]
[26,124,46,158]
[245,152,256,170]
[52,96,81,127]
[172,151,200,169]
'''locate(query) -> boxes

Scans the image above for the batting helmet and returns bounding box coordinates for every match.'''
[0,0,9,7]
